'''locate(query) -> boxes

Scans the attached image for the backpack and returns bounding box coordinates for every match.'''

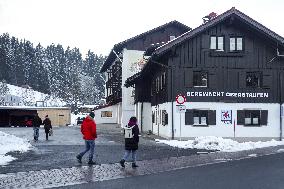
[124,125,134,138]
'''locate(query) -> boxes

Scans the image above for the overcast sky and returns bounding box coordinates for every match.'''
[0,0,283,57]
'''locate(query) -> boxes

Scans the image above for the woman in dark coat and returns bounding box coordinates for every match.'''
[120,116,139,168]
[43,115,52,140]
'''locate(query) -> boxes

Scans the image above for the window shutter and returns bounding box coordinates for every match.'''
[237,110,245,125]
[260,110,268,125]
[185,109,193,125]
[209,72,217,89]
[161,111,168,126]
[162,110,168,126]
[262,71,272,89]
[208,110,216,125]
[152,113,155,123]
[162,112,165,125]
[238,72,246,89]
[165,113,168,125]
[184,68,193,88]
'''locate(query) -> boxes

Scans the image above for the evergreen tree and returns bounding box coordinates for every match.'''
[0,80,9,105]
[0,33,106,107]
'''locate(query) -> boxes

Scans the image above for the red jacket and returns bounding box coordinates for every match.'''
[81,116,97,140]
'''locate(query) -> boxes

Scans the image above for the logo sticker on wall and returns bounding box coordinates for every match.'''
[221,110,232,124]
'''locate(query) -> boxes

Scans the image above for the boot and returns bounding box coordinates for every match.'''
[76,155,82,163]
[88,160,96,165]
[119,159,125,168]
[132,162,138,168]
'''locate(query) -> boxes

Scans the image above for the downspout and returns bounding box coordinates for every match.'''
[171,66,174,139]
[280,72,283,141]
[141,101,143,132]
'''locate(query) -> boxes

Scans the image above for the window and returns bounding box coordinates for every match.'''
[237,110,268,126]
[230,37,243,51]
[245,110,260,126]
[156,77,159,92]
[193,110,208,125]
[163,72,166,87]
[193,72,208,87]
[160,75,163,90]
[101,111,113,118]
[210,36,224,51]
[246,72,262,88]
[185,109,216,126]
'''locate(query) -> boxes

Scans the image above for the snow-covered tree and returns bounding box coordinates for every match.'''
[0,80,9,105]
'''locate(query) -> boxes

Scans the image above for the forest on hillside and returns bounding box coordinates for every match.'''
[0,33,106,106]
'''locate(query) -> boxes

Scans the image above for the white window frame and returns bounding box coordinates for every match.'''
[230,37,243,51]
[210,36,224,51]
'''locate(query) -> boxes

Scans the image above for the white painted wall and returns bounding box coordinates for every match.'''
[151,103,173,138]
[135,102,152,133]
[151,102,281,139]
[142,102,152,133]
[121,49,145,126]
[94,105,119,124]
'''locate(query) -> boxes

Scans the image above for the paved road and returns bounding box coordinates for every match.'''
[2,125,284,188]
[55,152,284,189]
[0,124,207,174]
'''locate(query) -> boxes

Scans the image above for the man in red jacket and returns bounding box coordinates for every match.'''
[76,112,97,165]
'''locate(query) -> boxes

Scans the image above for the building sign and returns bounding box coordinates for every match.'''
[187,91,269,98]
[176,105,186,113]
[221,110,232,124]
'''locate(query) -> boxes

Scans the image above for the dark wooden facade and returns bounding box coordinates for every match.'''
[106,60,122,105]
[102,21,191,105]
[133,8,284,106]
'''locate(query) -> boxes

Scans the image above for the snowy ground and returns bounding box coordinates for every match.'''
[2,127,284,166]
[156,136,284,152]
[0,131,32,166]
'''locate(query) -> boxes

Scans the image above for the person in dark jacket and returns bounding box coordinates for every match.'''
[32,113,42,141]
[76,112,97,165]
[43,115,52,140]
[120,116,139,168]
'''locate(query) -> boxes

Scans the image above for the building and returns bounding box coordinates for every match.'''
[0,106,71,127]
[126,7,284,140]
[100,21,191,126]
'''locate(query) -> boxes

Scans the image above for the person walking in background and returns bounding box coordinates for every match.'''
[32,113,42,141]
[76,112,97,165]
[120,116,140,168]
[43,115,52,140]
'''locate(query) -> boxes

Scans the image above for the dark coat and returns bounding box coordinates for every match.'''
[43,118,52,131]
[32,115,42,128]
[124,124,139,151]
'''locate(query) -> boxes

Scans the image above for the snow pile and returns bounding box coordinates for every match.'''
[156,136,284,152]
[0,131,32,165]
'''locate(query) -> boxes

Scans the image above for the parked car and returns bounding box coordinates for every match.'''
[25,119,33,127]
[76,117,85,125]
